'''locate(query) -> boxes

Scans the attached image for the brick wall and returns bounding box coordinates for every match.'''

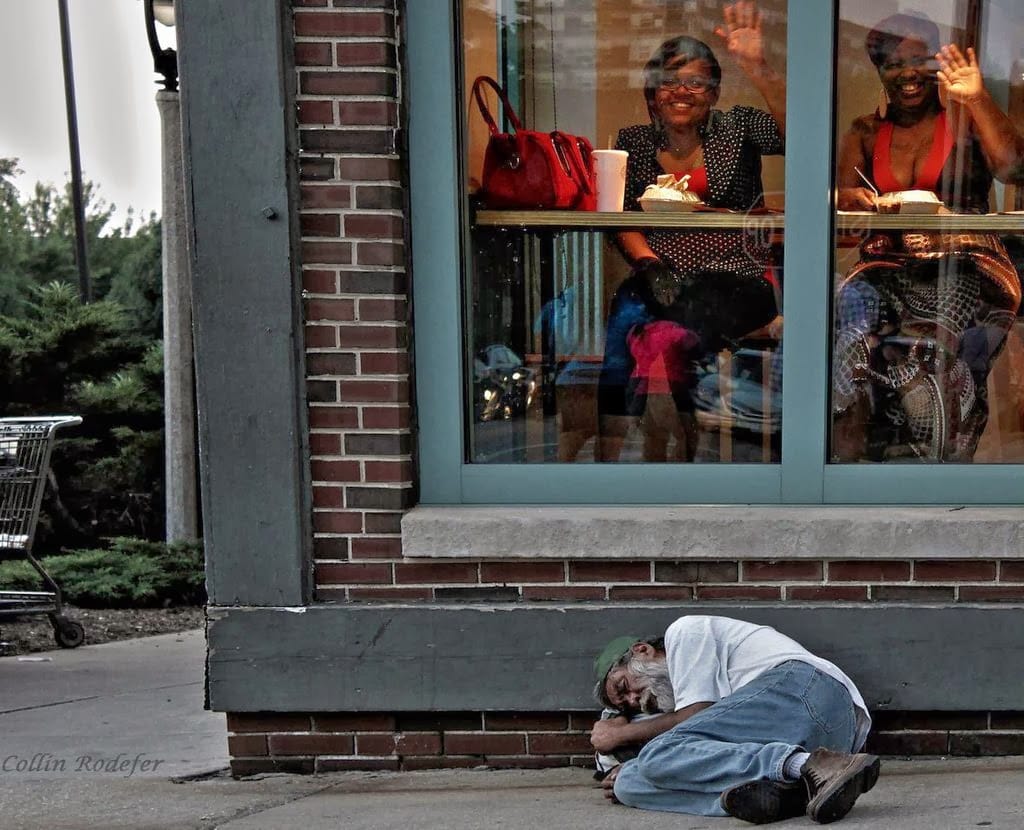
[295,0,414,571]
[222,1,1024,776]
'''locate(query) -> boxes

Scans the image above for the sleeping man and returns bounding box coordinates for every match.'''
[590,615,880,824]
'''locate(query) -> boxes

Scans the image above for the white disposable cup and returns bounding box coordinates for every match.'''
[593,149,628,212]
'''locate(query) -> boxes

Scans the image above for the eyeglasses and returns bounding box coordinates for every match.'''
[657,74,718,94]
[881,55,939,73]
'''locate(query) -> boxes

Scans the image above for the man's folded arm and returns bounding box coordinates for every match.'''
[592,701,714,753]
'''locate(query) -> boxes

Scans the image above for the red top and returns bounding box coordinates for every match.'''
[872,111,953,194]
[673,166,709,200]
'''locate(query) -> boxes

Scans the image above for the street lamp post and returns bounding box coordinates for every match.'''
[145,0,198,542]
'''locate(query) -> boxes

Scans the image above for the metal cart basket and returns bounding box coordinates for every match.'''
[0,416,85,649]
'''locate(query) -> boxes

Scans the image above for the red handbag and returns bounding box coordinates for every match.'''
[472,76,596,210]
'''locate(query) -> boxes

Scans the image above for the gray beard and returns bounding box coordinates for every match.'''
[628,656,676,714]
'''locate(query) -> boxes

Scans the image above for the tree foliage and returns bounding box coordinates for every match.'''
[0,160,165,550]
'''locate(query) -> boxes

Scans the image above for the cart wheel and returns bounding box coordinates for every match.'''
[53,620,85,649]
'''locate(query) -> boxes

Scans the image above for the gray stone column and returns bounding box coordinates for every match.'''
[157,89,198,542]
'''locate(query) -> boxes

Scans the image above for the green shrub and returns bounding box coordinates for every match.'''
[0,537,205,608]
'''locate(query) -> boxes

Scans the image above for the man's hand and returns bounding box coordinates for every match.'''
[601,764,622,802]
[936,45,985,106]
[590,716,629,754]
[715,1,765,70]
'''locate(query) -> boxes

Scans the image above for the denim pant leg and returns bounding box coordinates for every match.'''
[613,660,858,816]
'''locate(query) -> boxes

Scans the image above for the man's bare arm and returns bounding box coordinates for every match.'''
[590,701,713,753]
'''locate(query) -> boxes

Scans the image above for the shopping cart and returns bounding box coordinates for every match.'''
[0,416,85,649]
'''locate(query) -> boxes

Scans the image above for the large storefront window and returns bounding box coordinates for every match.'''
[461,1,788,464]
[830,0,1024,464]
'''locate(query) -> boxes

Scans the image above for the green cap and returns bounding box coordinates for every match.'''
[593,636,640,683]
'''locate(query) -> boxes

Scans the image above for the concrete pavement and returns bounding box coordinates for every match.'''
[1,630,1023,829]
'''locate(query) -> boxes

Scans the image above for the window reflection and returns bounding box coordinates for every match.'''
[831,3,1024,463]
[462,0,787,464]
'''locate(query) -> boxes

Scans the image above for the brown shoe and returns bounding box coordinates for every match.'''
[802,748,880,824]
[721,780,808,824]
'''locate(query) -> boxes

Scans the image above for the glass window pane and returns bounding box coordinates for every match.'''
[831,1,1024,463]
[460,0,788,464]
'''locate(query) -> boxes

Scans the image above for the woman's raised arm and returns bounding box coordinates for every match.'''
[715,0,786,136]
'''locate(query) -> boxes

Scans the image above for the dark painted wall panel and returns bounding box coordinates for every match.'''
[178,1,310,605]
[207,605,1024,712]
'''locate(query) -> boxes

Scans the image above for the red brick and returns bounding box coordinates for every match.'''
[306,298,356,322]
[298,101,335,124]
[958,586,1024,602]
[828,561,911,582]
[228,713,311,733]
[310,459,361,482]
[269,734,354,755]
[484,713,569,731]
[338,157,401,181]
[742,561,823,582]
[608,586,695,600]
[865,732,948,756]
[336,41,393,67]
[301,185,352,210]
[480,563,565,583]
[787,586,868,601]
[305,324,338,348]
[301,71,395,97]
[302,241,353,265]
[364,460,412,482]
[301,212,341,236]
[317,758,400,772]
[394,563,478,584]
[359,352,409,374]
[313,537,349,559]
[569,562,650,582]
[914,561,997,581]
[365,513,403,534]
[338,101,398,126]
[522,586,606,601]
[348,216,404,242]
[347,587,432,601]
[306,353,357,376]
[308,433,341,455]
[337,324,406,349]
[359,298,403,321]
[1000,562,1024,582]
[357,241,404,266]
[295,41,333,65]
[315,562,391,584]
[312,486,344,508]
[312,511,364,534]
[357,733,442,756]
[303,269,338,294]
[351,537,404,559]
[362,406,410,428]
[444,734,525,755]
[569,712,603,731]
[696,586,782,600]
[871,585,954,601]
[308,405,359,429]
[991,713,1024,728]
[950,733,1024,756]
[294,11,394,38]
[340,379,408,403]
[228,735,268,756]
[527,733,594,754]
[872,711,988,730]
[312,714,396,732]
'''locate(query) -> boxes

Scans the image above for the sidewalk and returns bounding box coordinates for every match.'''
[1,631,1022,829]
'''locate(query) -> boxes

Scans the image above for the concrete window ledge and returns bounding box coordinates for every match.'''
[402,506,1024,560]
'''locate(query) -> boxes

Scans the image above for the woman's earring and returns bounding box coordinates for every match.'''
[877,86,889,120]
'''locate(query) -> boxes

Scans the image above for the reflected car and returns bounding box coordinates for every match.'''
[473,345,537,422]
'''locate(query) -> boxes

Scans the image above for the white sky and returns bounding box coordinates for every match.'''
[0,1,173,227]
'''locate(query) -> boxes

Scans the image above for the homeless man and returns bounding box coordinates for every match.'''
[590,615,879,824]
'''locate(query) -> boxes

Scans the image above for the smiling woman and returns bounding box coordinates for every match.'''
[461,0,788,466]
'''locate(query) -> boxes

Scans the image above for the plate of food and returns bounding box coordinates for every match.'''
[874,190,942,215]
[639,174,704,212]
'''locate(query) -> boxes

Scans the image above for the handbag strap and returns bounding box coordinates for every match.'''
[551,132,594,197]
[472,75,524,136]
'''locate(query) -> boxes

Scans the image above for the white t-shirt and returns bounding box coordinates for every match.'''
[665,615,872,751]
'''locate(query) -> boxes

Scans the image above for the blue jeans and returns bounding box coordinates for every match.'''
[613,660,859,816]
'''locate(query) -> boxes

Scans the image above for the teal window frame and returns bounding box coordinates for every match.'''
[407,0,1024,506]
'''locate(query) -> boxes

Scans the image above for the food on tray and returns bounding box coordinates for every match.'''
[874,190,942,214]
[639,174,704,211]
